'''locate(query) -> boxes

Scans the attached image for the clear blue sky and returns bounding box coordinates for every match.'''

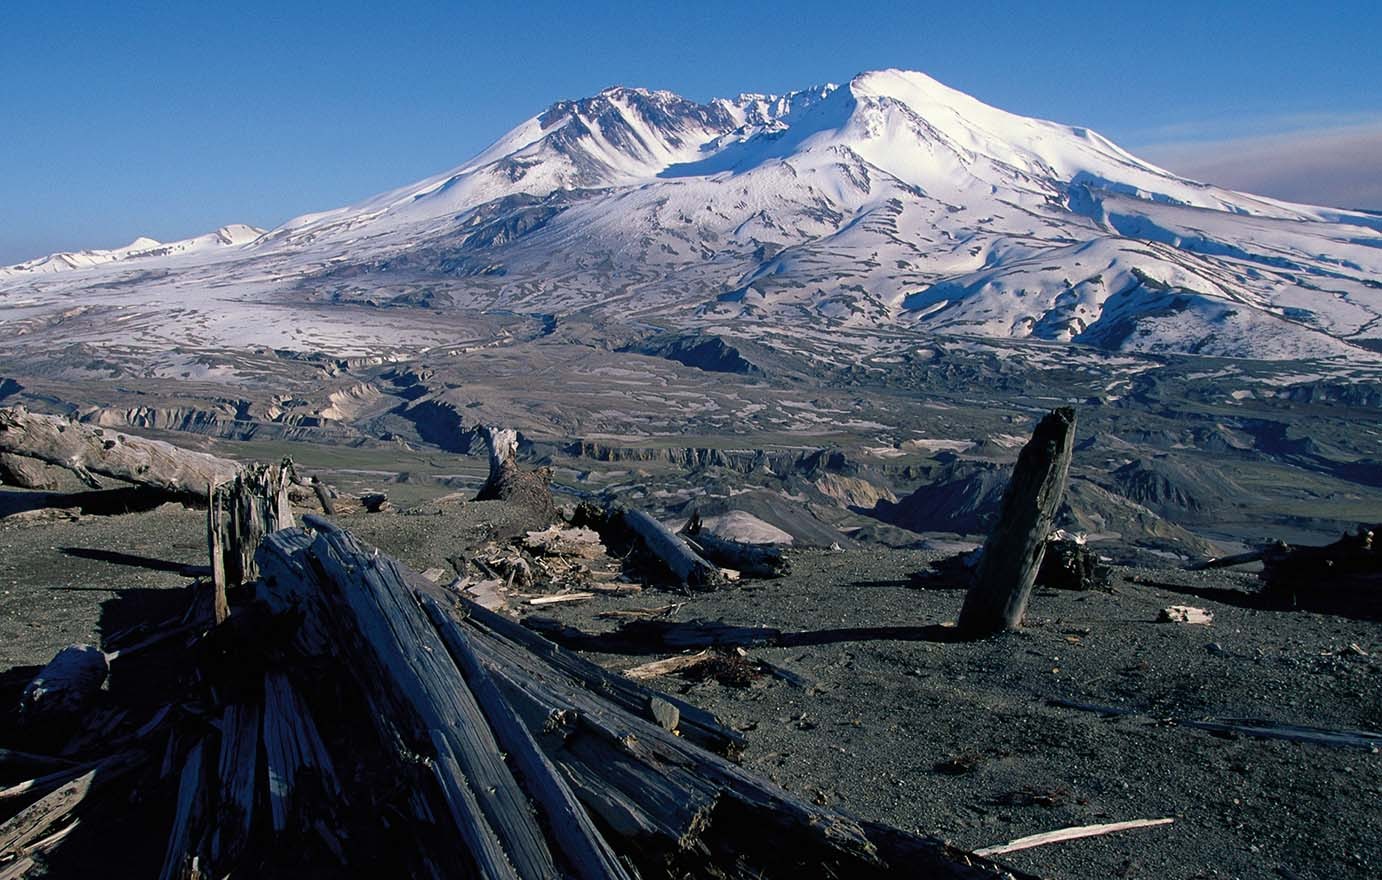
[3,0,1380,263]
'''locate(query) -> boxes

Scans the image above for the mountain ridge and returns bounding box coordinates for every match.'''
[4,69,1380,363]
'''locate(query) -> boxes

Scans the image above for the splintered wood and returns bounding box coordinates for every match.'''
[0,517,1029,880]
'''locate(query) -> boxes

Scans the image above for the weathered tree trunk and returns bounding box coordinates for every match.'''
[208,461,294,618]
[0,452,60,490]
[0,405,240,497]
[622,507,724,588]
[473,426,555,524]
[423,597,633,880]
[290,516,561,879]
[19,644,109,728]
[958,407,1076,636]
[682,528,789,579]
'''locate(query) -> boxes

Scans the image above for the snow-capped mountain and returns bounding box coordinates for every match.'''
[4,70,1381,361]
[3,225,264,275]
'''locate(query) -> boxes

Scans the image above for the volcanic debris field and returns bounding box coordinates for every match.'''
[0,326,1379,879]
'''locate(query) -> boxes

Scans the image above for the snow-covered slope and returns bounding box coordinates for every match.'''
[4,70,1380,362]
[2,224,263,276]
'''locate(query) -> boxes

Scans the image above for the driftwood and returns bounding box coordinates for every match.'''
[959,408,1076,635]
[682,521,789,579]
[0,405,240,498]
[622,507,724,588]
[622,649,716,681]
[974,818,1174,857]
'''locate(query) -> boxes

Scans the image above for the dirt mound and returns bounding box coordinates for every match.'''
[1103,455,1245,521]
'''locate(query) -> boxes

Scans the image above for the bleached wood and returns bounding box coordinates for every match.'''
[0,405,240,498]
[973,817,1174,857]
[622,649,715,681]
[526,592,595,606]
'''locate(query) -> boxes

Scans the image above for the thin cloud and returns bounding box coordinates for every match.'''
[1134,123,1382,211]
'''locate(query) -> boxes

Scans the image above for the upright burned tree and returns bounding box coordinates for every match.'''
[959,407,1076,636]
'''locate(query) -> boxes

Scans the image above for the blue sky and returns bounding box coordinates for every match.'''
[2,0,1380,263]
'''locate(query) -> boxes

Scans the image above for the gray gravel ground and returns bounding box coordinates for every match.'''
[1,501,1378,879]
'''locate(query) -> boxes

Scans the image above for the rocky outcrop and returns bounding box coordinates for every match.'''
[628,333,764,375]
[813,472,896,509]
[569,441,819,475]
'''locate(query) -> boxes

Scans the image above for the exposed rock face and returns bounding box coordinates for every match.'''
[813,472,896,509]
[570,442,823,475]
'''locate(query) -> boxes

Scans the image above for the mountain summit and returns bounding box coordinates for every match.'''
[4,70,1381,361]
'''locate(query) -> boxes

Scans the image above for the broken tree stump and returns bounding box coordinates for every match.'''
[0,405,240,498]
[208,460,294,619]
[959,407,1076,636]
[473,425,555,523]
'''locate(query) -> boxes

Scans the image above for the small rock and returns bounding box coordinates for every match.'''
[1158,605,1214,625]
[649,697,680,732]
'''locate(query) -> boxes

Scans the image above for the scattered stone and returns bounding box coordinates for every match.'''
[360,492,393,513]
[648,697,680,732]
[1159,605,1214,625]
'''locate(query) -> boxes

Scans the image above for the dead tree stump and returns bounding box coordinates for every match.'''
[208,461,294,621]
[959,407,1076,636]
[474,426,555,524]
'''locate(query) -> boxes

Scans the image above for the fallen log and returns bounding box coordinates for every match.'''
[621,649,716,681]
[622,507,723,588]
[959,408,1076,636]
[422,597,632,880]
[1259,525,1380,616]
[0,405,240,498]
[0,751,144,858]
[0,452,60,490]
[682,524,789,579]
[454,594,747,757]
[1049,699,1382,749]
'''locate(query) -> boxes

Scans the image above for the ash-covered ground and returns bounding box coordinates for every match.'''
[1,496,1376,880]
